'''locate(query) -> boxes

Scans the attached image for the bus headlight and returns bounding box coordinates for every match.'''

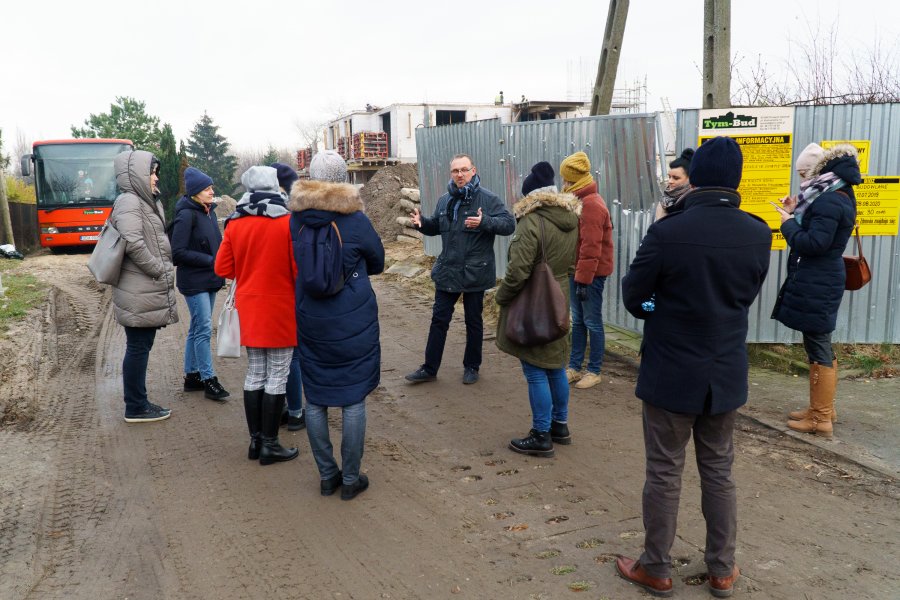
[41,227,59,234]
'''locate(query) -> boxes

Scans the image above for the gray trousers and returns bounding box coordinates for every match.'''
[639,401,737,579]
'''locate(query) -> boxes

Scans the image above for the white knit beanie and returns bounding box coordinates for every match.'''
[309,150,348,183]
[795,143,825,179]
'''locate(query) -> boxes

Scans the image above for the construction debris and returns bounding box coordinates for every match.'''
[360,163,420,242]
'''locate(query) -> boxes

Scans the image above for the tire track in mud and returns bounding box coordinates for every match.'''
[4,253,899,599]
[0,257,112,600]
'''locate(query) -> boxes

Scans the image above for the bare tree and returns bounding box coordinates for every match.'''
[294,118,327,154]
[14,129,34,183]
[732,19,900,106]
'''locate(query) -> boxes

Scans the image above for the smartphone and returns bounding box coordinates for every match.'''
[768,200,785,212]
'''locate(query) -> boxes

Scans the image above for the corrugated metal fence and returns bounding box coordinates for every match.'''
[678,104,900,343]
[415,114,663,334]
[415,105,900,343]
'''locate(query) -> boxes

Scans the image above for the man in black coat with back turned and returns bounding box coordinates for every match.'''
[617,136,772,598]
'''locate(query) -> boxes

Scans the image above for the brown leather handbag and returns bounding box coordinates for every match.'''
[843,224,871,291]
[505,216,570,346]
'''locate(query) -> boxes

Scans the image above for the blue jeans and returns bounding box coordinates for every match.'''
[286,346,303,416]
[423,290,484,375]
[183,291,217,380]
[305,401,367,484]
[520,360,569,432]
[123,326,157,416]
[569,276,607,374]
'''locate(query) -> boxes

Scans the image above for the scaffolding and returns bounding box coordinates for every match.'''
[610,78,648,114]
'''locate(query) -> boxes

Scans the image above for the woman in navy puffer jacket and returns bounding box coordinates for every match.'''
[170,167,229,402]
[289,151,385,501]
[772,143,861,438]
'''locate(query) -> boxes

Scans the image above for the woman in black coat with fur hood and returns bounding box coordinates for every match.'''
[771,143,862,438]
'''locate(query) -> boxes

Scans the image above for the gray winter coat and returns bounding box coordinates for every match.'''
[108,150,179,328]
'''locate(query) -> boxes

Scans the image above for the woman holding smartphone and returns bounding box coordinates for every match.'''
[771,143,862,438]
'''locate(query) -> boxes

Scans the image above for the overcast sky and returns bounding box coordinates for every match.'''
[2,0,896,154]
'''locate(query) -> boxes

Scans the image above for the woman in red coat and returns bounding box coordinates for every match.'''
[215,166,298,465]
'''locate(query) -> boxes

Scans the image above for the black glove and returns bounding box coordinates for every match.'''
[575,283,588,302]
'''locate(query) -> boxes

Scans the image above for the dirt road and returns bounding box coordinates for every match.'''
[1,251,897,599]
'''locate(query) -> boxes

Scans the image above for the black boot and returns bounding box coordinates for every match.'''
[550,420,572,445]
[243,389,264,460]
[183,372,204,392]
[509,429,555,457]
[203,376,230,402]
[259,393,299,465]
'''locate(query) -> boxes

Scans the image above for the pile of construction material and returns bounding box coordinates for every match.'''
[359,163,419,242]
[395,188,422,243]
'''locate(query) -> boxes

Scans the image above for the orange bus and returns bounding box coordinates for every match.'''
[21,138,134,249]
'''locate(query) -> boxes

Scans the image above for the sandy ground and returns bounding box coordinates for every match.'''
[0,248,897,599]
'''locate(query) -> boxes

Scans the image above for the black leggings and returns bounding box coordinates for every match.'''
[802,331,835,366]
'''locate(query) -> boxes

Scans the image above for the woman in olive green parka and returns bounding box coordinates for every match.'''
[495,162,579,458]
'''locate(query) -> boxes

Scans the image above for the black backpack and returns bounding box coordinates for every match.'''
[296,221,347,298]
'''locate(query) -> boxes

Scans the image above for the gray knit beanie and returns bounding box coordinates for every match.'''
[309,150,348,183]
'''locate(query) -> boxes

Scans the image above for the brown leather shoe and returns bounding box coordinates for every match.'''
[615,556,673,597]
[709,565,740,598]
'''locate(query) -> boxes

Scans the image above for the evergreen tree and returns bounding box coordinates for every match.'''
[178,143,188,197]
[261,146,279,166]
[185,113,238,196]
[157,124,180,220]
[71,96,163,155]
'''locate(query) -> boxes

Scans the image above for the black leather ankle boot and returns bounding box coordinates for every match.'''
[509,429,555,457]
[550,420,572,445]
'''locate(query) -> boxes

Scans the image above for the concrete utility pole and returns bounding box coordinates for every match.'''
[702,0,732,108]
[590,0,630,116]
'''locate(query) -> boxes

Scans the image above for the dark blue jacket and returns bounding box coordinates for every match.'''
[418,185,515,292]
[289,180,385,407]
[772,154,860,334]
[171,196,225,296]
[622,188,772,415]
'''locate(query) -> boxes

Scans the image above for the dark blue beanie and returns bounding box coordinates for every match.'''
[271,162,299,193]
[689,136,743,189]
[184,167,214,197]
[521,161,556,197]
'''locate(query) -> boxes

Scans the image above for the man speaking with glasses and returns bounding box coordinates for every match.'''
[406,153,515,385]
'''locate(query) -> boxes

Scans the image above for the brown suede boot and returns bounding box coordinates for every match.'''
[788,361,835,438]
[789,360,838,422]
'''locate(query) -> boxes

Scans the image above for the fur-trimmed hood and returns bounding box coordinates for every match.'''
[288,179,364,215]
[512,189,581,219]
[810,143,863,185]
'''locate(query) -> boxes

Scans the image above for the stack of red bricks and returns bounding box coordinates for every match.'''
[337,137,351,160]
[296,148,312,171]
[350,132,388,159]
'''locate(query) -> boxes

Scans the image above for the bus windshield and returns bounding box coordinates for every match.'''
[34,142,132,208]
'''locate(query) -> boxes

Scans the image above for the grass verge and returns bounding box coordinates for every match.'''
[0,259,47,338]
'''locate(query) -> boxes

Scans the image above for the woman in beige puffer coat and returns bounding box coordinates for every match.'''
[108,149,179,423]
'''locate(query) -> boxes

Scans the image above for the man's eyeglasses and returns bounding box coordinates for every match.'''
[451,167,473,175]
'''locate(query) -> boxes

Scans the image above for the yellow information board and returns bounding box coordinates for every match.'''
[699,134,791,250]
[821,140,870,175]
[855,177,900,236]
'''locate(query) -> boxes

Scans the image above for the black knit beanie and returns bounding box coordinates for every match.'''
[521,161,556,196]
